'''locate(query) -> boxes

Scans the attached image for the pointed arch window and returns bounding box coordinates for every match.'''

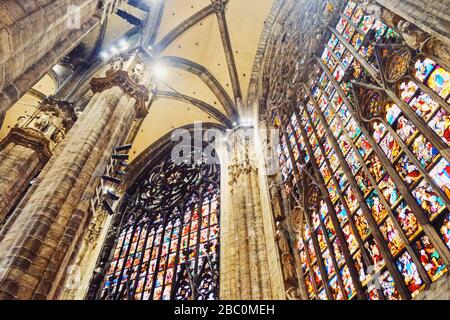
[273,0,450,300]
[98,149,220,300]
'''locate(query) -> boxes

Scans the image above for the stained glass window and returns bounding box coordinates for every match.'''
[278,0,450,300]
[99,150,220,300]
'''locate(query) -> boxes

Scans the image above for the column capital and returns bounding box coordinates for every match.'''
[2,97,77,157]
[0,127,52,163]
[91,70,150,118]
[90,51,152,118]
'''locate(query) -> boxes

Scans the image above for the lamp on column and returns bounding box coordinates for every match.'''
[100,144,132,215]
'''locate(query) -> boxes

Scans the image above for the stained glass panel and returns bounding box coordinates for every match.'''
[100,150,220,300]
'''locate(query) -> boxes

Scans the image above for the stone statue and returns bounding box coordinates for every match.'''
[286,286,300,300]
[397,20,430,50]
[275,221,290,254]
[270,182,284,221]
[33,112,51,132]
[397,20,450,68]
[108,58,124,75]
[131,61,145,83]
[281,252,296,282]
[52,129,65,144]
[422,37,450,69]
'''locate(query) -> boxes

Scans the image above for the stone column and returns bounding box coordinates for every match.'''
[219,127,284,300]
[0,98,76,223]
[0,0,101,126]
[0,50,152,300]
[0,0,97,86]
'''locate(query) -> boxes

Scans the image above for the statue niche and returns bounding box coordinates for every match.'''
[275,221,297,286]
[398,20,450,69]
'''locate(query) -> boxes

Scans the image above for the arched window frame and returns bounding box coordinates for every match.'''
[93,142,221,300]
[273,0,450,300]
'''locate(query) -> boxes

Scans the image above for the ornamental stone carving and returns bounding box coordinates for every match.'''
[385,48,412,83]
[395,19,450,69]
[0,97,76,161]
[91,51,152,118]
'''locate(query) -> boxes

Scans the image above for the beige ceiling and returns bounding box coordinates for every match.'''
[130,0,274,160]
[0,0,275,163]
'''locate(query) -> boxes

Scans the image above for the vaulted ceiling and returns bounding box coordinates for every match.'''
[128,0,275,160]
[0,0,276,161]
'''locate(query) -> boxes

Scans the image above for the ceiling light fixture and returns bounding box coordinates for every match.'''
[110,46,119,55]
[119,39,129,50]
[152,63,167,80]
[100,51,110,60]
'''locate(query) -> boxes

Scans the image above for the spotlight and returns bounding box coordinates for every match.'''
[105,189,120,201]
[232,122,237,127]
[102,199,114,215]
[100,51,110,60]
[240,118,254,127]
[101,175,121,184]
[118,161,128,167]
[119,39,129,50]
[112,154,129,160]
[110,46,118,55]
[114,144,132,152]
[152,63,167,80]
[115,169,126,176]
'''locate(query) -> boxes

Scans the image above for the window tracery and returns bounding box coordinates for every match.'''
[97,149,220,300]
[273,0,450,300]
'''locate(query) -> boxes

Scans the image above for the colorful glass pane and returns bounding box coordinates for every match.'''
[394,202,422,240]
[342,223,358,253]
[410,135,439,168]
[323,249,336,277]
[399,81,419,104]
[333,238,346,267]
[428,108,450,145]
[344,186,359,213]
[353,250,370,284]
[380,217,405,256]
[379,175,401,207]
[415,58,437,82]
[355,170,372,196]
[396,251,425,297]
[409,91,440,121]
[354,208,371,239]
[412,179,446,218]
[414,235,447,281]
[427,67,450,99]
[366,190,388,223]
[429,158,450,199]
[355,134,373,160]
[379,270,400,300]
[395,154,421,186]
[394,116,417,143]
[329,275,344,300]
[335,202,349,225]
[341,265,356,298]
[312,264,324,288]
[364,238,385,271]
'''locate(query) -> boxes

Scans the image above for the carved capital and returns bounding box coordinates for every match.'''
[212,0,226,13]
[0,127,52,162]
[90,70,150,118]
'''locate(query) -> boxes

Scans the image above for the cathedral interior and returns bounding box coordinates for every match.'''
[0,0,449,301]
